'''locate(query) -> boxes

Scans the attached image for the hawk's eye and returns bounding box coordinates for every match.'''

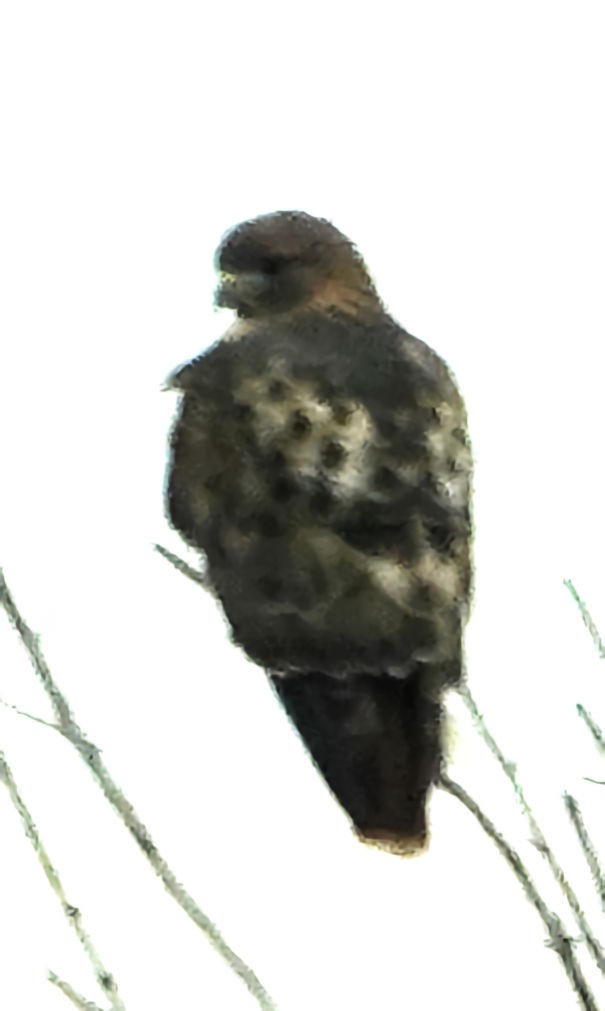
[259,256,285,276]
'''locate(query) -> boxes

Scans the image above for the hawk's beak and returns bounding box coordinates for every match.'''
[215,271,239,308]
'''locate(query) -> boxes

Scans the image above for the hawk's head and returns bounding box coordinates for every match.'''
[215,211,380,319]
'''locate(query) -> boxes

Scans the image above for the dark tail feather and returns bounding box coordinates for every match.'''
[271,669,442,855]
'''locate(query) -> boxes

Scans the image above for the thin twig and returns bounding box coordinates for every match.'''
[154,543,209,588]
[0,566,277,1011]
[440,773,599,1011]
[0,749,124,1011]
[577,704,605,757]
[564,794,605,914]
[458,681,605,977]
[0,693,59,731]
[564,579,605,660]
[48,972,103,1011]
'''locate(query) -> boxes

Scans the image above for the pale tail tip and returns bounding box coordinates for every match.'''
[355,826,429,857]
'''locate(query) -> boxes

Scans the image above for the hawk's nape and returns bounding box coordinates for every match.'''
[166,210,472,855]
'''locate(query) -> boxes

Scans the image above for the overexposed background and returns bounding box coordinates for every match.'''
[1,2,605,1008]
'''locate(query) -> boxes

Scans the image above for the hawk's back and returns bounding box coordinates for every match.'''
[167,309,471,681]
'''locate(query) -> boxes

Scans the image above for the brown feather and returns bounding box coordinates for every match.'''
[166,211,472,853]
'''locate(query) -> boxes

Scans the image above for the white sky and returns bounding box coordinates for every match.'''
[1,1,605,1009]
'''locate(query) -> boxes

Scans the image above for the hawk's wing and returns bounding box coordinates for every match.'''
[167,316,471,677]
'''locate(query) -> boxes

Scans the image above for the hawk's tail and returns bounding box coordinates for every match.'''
[271,669,443,855]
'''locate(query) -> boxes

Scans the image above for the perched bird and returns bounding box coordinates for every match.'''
[166,211,472,854]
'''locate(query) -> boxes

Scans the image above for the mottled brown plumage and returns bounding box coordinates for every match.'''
[166,211,472,854]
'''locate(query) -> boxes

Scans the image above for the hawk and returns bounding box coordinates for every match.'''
[166,211,472,854]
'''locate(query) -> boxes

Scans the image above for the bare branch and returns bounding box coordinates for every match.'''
[577,704,605,757]
[0,748,125,1011]
[564,579,605,660]
[565,794,605,914]
[0,566,277,1011]
[458,681,605,977]
[48,972,104,1011]
[440,772,600,1011]
[154,543,209,588]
